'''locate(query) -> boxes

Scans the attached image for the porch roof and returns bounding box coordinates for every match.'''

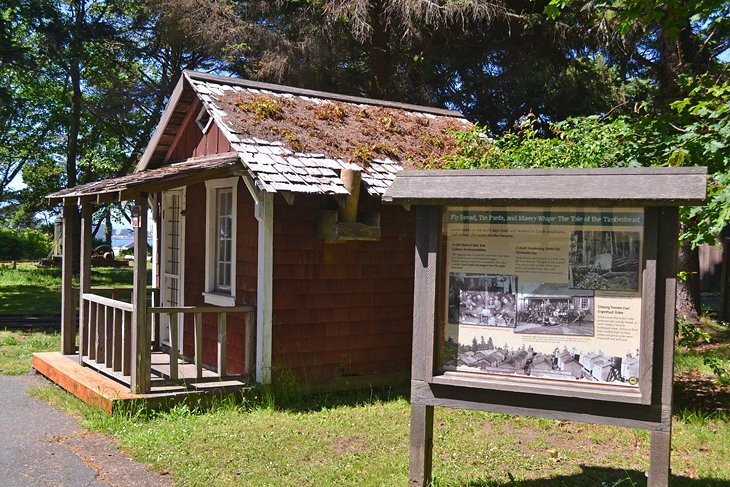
[47,153,243,204]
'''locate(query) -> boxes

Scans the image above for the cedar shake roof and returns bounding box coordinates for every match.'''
[48,154,242,203]
[49,71,470,202]
[150,71,470,196]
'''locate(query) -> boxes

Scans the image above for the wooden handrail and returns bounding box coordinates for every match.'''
[79,292,134,377]
[73,286,160,292]
[82,293,134,311]
[147,305,254,314]
[78,295,255,390]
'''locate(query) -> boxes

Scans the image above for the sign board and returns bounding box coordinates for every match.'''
[382,167,707,487]
[443,206,645,395]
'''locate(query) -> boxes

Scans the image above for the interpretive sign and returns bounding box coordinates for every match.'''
[382,167,708,487]
[443,207,643,388]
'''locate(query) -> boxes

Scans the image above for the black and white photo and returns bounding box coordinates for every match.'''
[448,273,517,327]
[569,230,640,291]
[515,283,594,336]
[449,336,640,385]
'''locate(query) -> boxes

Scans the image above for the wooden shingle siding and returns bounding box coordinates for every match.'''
[168,115,232,163]
[182,181,258,374]
[271,193,415,384]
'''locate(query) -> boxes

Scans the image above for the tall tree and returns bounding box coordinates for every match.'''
[1,1,226,264]
[158,0,638,132]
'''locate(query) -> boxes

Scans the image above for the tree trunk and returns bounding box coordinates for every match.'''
[676,229,701,324]
[104,207,112,247]
[366,1,394,99]
[66,0,84,274]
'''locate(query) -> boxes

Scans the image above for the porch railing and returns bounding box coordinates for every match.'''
[77,287,255,393]
[147,305,255,384]
[78,288,159,378]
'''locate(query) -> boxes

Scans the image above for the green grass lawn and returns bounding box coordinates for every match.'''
[28,376,729,487]
[1,262,727,486]
[0,329,59,374]
[0,261,149,315]
[10,318,728,487]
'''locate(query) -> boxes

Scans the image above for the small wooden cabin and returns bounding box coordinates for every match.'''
[37,71,470,406]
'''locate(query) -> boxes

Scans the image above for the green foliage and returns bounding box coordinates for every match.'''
[443,71,730,247]
[675,317,730,385]
[676,317,711,347]
[236,96,285,120]
[0,227,52,259]
[703,352,730,385]
[0,0,228,226]
[442,115,638,170]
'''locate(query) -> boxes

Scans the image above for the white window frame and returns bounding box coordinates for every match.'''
[579,297,590,310]
[204,177,238,306]
[196,106,213,134]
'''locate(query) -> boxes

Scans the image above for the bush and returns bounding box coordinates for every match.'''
[0,228,53,260]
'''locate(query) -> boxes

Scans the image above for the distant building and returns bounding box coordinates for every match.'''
[530,355,553,371]
[561,358,584,379]
[622,356,640,379]
[591,357,613,381]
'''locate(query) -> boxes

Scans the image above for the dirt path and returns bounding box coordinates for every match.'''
[0,375,172,487]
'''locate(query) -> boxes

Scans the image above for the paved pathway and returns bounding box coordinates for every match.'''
[0,375,171,487]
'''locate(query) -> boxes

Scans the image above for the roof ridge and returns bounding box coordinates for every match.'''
[184,70,465,119]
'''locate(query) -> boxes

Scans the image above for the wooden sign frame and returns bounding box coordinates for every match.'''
[381,168,708,487]
[436,205,652,404]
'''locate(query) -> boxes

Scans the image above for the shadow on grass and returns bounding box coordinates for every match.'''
[255,373,411,413]
[90,267,150,286]
[674,372,730,417]
[457,466,726,486]
[0,284,61,315]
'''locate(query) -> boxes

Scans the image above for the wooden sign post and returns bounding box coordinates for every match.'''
[382,168,707,487]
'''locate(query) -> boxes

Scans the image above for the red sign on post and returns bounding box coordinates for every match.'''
[131,205,141,228]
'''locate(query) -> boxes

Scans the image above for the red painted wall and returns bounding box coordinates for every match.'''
[271,193,415,384]
[167,113,414,386]
[182,181,258,374]
[168,111,232,162]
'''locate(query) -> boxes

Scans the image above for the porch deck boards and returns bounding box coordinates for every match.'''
[33,352,251,414]
[82,351,222,387]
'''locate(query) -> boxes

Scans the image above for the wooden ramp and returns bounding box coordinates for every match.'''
[33,352,251,414]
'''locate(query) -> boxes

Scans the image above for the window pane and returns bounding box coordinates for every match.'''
[214,187,233,292]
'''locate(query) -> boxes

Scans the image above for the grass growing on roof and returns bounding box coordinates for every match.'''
[236,95,285,121]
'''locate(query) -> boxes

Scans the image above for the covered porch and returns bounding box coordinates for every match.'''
[37,154,257,408]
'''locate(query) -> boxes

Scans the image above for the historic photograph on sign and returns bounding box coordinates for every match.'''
[444,336,640,385]
[515,283,594,336]
[448,273,517,327]
[442,206,644,388]
[569,230,641,291]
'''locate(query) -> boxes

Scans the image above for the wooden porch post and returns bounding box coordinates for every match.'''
[78,204,93,362]
[131,195,150,394]
[256,191,274,384]
[60,203,76,355]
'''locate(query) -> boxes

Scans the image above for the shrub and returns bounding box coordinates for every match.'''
[0,227,53,260]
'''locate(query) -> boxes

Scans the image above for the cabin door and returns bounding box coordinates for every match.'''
[160,189,185,350]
